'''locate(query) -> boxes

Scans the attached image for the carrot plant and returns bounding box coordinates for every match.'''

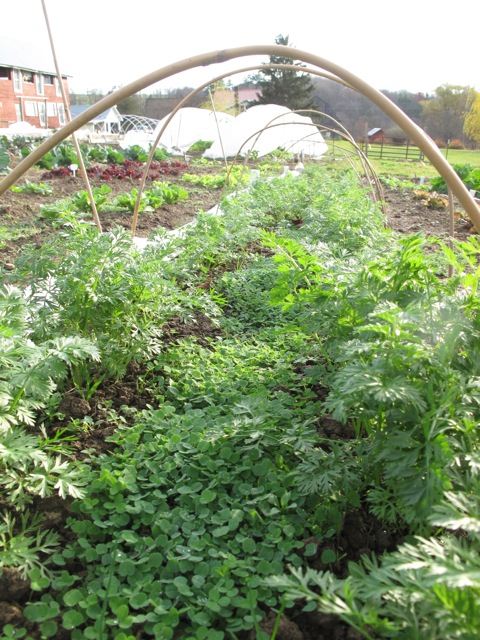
[3,162,480,639]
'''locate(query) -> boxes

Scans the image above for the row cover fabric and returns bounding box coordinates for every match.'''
[204,104,328,159]
[120,105,327,159]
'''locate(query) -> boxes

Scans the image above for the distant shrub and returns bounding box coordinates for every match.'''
[434,138,446,148]
[448,138,465,149]
[187,140,213,156]
[429,162,480,194]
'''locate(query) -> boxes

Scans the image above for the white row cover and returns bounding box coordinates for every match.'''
[120,104,327,160]
[204,104,328,159]
[121,107,234,154]
[154,107,234,153]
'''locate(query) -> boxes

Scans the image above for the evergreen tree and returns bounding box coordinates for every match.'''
[250,35,315,111]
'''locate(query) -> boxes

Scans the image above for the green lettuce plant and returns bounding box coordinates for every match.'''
[11,180,53,195]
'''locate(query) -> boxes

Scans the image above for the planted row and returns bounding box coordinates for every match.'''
[2,165,479,638]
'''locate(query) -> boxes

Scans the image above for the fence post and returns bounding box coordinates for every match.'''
[405,139,409,159]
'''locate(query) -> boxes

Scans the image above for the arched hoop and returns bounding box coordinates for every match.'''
[1,45,478,231]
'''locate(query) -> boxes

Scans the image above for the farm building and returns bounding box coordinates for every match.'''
[70,105,123,135]
[0,36,70,130]
[367,127,390,143]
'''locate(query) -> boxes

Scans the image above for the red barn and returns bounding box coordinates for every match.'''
[367,127,390,143]
[0,36,70,130]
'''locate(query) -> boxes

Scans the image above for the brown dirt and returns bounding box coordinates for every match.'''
[382,183,475,243]
[0,164,476,639]
[0,159,221,266]
[0,164,476,269]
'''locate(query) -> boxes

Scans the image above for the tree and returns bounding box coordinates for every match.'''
[420,84,471,143]
[464,90,480,145]
[382,90,425,124]
[249,35,315,111]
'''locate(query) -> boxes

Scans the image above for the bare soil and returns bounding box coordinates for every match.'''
[0,160,221,266]
[0,164,477,639]
[0,162,476,268]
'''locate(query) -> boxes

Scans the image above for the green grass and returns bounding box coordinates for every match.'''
[325,140,480,182]
[437,147,480,166]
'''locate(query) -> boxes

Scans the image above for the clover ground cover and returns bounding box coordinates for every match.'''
[1,164,480,639]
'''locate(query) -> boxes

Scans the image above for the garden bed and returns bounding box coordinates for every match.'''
[1,160,479,640]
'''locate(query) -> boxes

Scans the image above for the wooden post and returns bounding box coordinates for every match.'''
[447,186,455,278]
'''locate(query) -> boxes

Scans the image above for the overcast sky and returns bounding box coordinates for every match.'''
[1,0,478,96]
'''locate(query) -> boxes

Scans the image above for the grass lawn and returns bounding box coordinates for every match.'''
[324,140,480,181]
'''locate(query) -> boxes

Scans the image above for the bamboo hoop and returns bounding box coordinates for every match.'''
[130,63,349,236]
[40,0,102,232]
[0,45,478,232]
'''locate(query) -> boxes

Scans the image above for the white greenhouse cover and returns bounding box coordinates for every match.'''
[120,107,234,153]
[120,130,168,152]
[152,107,234,153]
[204,104,328,159]
[0,121,49,139]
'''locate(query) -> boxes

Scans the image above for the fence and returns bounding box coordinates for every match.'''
[362,139,424,161]
[328,138,425,162]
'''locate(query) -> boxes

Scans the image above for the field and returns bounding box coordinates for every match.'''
[329,140,480,181]
[1,148,480,640]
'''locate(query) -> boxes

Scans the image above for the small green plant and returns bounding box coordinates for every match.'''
[429,163,480,194]
[11,180,53,195]
[187,139,213,155]
[152,146,171,161]
[38,198,77,221]
[379,175,417,190]
[0,511,60,579]
[112,188,148,213]
[71,184,112,213]
[149,181,188,204]
[84,145,108,163]
[106,146,125,164]
[0,144,10,174]
[123,144,149,162]
[182,165,250,189]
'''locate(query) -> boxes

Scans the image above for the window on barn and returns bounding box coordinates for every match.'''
[39,102,46,126]
[58,103,65,125]
[47,102,57,116]
[25,101,38,116]
[13,69,22,92]
[36,73,44,95]
[0,67,10,79]
[22,71,34,83]
[44,75,54,85]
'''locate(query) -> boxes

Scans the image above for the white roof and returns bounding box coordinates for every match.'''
[0,35,61,75]
[70,105,122,124]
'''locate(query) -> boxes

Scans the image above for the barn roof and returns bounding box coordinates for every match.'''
[0,35,67,76]
[70,105,122,123]
[368,127,383,136]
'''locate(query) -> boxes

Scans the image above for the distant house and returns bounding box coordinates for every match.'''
[70,105,123,134]
[0,36,70,129]
[367,127,389,143]
[235,86,262,110]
